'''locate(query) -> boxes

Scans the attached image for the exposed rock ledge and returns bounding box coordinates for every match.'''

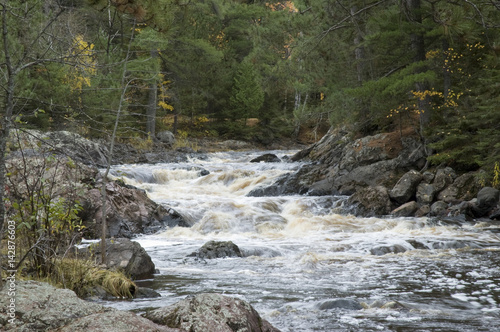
[0,281,280,332]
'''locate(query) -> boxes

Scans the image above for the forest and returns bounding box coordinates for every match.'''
[1,0,500,171]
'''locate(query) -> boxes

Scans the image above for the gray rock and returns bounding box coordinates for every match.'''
[250,153,281,163]
[348,186,392,217]
[79,238,156,280]
[472,187,500,217]
[143,293,280,332]
[188,240,242,259]
[415,204,431,217]
[433,167,457,192]
[391,201,419,217]
[437,172,481,203]
[389,170,423,204]
[370,244,408,256]
[317,299,363,310]
[156,130,176,147]
[416,183,437,204]
[430,201,449,216]
[422,171,435,184]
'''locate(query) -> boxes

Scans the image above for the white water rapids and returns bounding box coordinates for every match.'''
[103,150,500,331]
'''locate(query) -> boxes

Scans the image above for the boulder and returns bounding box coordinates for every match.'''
[80,181,181,238]
[430,201,449,216]
[370,244,408,256]
[347,186,392,217]
[472,187,500,217]
[143,293,280,332]
[0,280,176,332]
[156,130,176,147]
[416,183,437,204]
[389,170,423,204]
[188,240,243,259]
[317,299,363,311]
[250,153,281,163]
[79,238,156,280]
[433,167,457,192]
[437,172,481,203]
[391,201,419,217]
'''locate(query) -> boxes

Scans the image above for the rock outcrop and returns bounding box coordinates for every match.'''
[188,240,243,259]
[0,280,177,332]
[143,293,280,332]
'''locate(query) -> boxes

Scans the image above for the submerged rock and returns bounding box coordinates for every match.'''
[250,153,281,163]
[143,293,280,332]
[188,240,243,259]
[317,299,363,311]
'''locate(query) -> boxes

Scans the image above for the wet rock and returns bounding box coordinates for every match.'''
[370,244,408,256]
[80,181,178,238]
[143,293,280,332]
[188,240,243,259]
[317,299,363,311]
[348,186,392,217]
[391,201,419,217]
[389,170,423,204]
[416,183,437,204]
[135,287,162,299]
[472,187,500,217]
[199,169,210,176]
[415,204,430,217]
[430,201,449,216]
[157,130,176,147]
[422,171,435,184]
[79,238,156,280]
[250,153,281,163]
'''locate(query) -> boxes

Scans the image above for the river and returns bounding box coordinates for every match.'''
[104,150,500,331]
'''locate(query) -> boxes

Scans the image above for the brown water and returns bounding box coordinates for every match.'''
[104,150,500,331]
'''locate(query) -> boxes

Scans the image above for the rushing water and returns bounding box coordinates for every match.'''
[103,150,500,331]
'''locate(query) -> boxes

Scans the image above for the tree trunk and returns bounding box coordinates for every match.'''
[146,49,158,140]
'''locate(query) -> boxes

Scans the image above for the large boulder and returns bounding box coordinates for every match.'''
[0,280,176,332]
[78,238,156,280]
[472,187,500,217]
[347,186,392,217]
[156,130,176,147]
[437,172,481,203]
[250,153,281,163]
[143,293,280,332]
[80,181,181,238]
[389,170,423,204]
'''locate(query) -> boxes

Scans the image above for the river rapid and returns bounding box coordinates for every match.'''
[104,150,500,331]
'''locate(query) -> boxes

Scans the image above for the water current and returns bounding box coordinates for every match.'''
[104,150,500,331]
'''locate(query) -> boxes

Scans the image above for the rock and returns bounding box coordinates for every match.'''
[157,131,176,147]
[250,153,281,163]
[317,299,363,311]
[370,244,408,255]
[433,167,457,192]
[422,171,435,184]
[416,183,437,204]
[389,170,423,204]
[472,187,500,217]
[430,201,449,216]
[218,140,253,150]
[347,186,392,217]
[143,293,280,332]
[79,238,156,280]
[0,280,177,332]
[188,240,243,259]
[80,181,179,238]
[437,172,481,203]
[391,201,419,217]
[57,309,178,332]
[415,204,430,217]
[134,287,162,299]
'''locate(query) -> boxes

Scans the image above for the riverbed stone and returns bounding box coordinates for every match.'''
[389,170,423,204]
[250,153,281,163]
[188,240,243,259]
[370,244,408,256]
[317,299,363,311]
[437,172,481,203]
[416,183,437,204]
[430,201,449,216]
[143,293,280,332]
[433,167,457,192]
